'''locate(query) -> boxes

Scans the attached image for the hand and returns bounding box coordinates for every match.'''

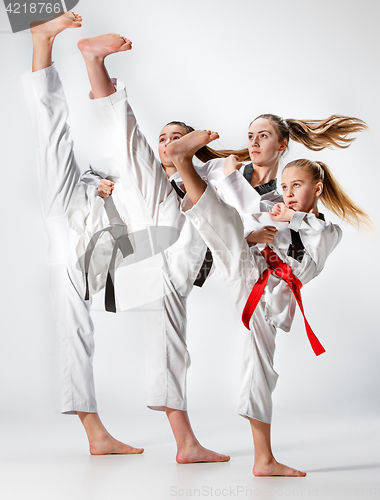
[224,155,242,177]
[246,226,278,245]
[270,203,294,222]
[98,179,114,198]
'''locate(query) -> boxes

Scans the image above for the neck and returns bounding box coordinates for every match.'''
[162,164,178,179]
[309,203,319,217]
[250,164,278,187]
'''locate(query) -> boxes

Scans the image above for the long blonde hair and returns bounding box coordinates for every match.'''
[284,159,371,228]
[230,114,368,160]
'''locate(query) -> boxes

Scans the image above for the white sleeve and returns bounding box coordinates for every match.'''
[80,167,103,189]
[217,169,263,214]
[289,212,343,273]
[90,79,172,220]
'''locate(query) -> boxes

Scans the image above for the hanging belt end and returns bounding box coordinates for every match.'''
[314,345,326,356]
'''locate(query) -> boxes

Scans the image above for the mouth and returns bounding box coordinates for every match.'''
[288,201,297,207]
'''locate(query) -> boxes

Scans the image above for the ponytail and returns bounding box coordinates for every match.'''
[287,116,368,151]
[226,114,367,160]
[284,159,372,228]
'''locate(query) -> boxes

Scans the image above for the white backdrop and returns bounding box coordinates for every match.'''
[0,0,379,436]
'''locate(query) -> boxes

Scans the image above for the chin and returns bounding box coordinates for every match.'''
[162,161,174,169]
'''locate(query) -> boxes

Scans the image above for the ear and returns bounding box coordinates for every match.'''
[315,181,323,198]
[278,140,287,152]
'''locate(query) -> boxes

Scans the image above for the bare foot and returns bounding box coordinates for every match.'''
[176,443,230,464]
[253,458,306,477]
[166,130,220,162]
[78,34,132,62]
[31,11,82,38]
[89,434,144,456]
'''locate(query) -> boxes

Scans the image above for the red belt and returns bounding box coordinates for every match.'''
[242,246,325,356]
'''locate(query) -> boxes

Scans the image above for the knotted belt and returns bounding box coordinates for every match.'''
[84,196,133,313]
[242,246,325,356]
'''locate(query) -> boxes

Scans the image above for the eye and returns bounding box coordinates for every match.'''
[293,183,300,188]
[282,186,287,191]
[159,137,165,143]
[173,136,181,140]
[260,133,268,139]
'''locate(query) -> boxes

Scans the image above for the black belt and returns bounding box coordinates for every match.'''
[171,179,213,287]
[84,196,133,312]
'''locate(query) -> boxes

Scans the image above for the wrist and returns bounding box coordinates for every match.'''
[285,208,295,221]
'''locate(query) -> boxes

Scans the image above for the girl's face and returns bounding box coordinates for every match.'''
[281,166,323,213]
[248,118,287,168]
[158,124,188,168]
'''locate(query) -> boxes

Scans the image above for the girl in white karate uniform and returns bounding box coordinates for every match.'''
[164,129,370,477]
[76,32,234,464]
[24,13,230,463]
[23,13,146,456]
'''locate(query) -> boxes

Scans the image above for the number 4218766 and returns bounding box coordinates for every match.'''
[5,3,62,14]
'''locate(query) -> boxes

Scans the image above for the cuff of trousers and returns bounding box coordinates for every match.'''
[89,78,127,106]
[238,412,272,425]
[61,404,98,415]
[21,62,59,94]
[147,397,187,412]
[21,61,55,81]
[289,211,307,231]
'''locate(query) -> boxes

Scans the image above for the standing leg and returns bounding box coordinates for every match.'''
[250,419,305,477]
[165,409,230,464]
[26,13,142,455]
[167,131,306,475]
[242,304,305,476]
[146,275,229,463]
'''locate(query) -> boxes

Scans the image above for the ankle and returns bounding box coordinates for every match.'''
[177,436,200,451]
[254,453,276,466]
[32,33,55,45]
[84,55,106,65]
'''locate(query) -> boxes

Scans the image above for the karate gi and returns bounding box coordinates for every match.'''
[22,64,209,414]
[182,175,342,424]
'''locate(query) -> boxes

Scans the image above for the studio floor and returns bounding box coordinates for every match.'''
[0,409,379,500]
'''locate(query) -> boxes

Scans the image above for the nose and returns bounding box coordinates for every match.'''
[252,135,260,147]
